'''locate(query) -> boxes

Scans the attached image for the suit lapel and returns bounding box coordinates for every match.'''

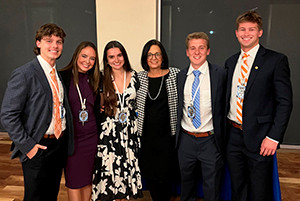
[178,68,188,97]
[226,53,239,104]
[245,46,265,97]
[32,58,53,109]
[177,68,188,113]
[209,63,218,114]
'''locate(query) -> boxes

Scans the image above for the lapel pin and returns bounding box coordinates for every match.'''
[255,66,259,70]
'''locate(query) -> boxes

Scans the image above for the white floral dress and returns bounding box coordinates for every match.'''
[92,71,143,201]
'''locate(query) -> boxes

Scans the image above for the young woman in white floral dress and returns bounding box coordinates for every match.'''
[92,41,143,201]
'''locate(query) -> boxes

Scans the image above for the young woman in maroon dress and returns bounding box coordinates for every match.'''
[60,41,101,201]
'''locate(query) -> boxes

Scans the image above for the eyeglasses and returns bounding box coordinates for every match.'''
[147,52,162,59]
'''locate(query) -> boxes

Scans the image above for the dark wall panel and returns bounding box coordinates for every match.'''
[0,0,97,131]
[161,0,300,145]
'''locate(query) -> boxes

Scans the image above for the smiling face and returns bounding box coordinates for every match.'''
[235,22,263,52]
[77,46,96,73]
[186,38,210,69]
[36,35,63,66]
[106,47,125,71]
[147,45,163,70]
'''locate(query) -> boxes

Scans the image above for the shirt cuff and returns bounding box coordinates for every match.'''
[266,136,279,144]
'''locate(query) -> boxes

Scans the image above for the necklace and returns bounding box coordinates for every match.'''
[148,75,164,101]
[112,71,127,124]
[76,83,88,126]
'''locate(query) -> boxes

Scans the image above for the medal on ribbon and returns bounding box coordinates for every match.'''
[76,83,88,126]
[236,85,246,99]
[187,105,196,119]
[112,71,128,124]
[119,111,127,124]
[189,77,201,120]
[59,104,66,119]
[79,110,89,125]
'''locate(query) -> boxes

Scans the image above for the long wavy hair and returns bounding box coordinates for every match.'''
[61,41,100,92]
[102,40,132,117]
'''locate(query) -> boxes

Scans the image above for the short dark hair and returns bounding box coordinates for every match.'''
[236,10,263,30]
[141,39,169,71]
[185,32,210,50]
[33,23,66,55]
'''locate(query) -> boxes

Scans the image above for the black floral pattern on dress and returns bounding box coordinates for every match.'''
[92,71,142,201]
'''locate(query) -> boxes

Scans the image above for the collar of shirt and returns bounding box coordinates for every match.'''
[227,44,260,123]
[37,55,57,75]
[36,56,66,134]
[181,60,213,133]
[240,44,260,62]
[186,60,209,76]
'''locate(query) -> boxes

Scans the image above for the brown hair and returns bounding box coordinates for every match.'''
[61,41,100,93]
[102,41,132,117]
[236,10,263,30]
[185,32,210,49]
[33,23,66,55]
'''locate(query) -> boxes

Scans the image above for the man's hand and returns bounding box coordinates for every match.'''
[26,144,47,159]
[260,137,278,156]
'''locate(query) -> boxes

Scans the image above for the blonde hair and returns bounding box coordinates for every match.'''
[185,32,210,49]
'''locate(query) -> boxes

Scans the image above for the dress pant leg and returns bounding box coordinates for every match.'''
[178,131,198,201]
[22,136,67,201]
[226,125,249,201]
[226,124,273,201]
[197,136,223,201]
[247,151,273,201]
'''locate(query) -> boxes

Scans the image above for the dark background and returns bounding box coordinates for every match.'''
[0,0,299,145]
[0,0,97,130]
[161,0,300,144]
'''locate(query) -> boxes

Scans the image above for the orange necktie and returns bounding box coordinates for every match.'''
[50,68,62,138]
[236,53,249,124]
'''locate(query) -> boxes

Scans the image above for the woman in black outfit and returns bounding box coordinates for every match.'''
[137,39,180,201]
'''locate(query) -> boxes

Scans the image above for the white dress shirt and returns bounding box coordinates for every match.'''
[181,61,214,133]
[227,44,278,143]
[37,55,66,134]
[227,44,259,123]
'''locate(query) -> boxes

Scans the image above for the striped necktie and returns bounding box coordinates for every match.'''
[192,70,201,128]
[236,53,249,124]
[50,68,62,138]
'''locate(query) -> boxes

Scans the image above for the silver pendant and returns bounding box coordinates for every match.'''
[119,112,127,124]
[60,105,65,119]
[79,110,88,126]
[187,105,196,119]
[236,85,246,99]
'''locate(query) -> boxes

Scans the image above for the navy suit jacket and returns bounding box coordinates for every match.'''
[1,58,74,162]
[175,62,227,152]
[225,45,293,152]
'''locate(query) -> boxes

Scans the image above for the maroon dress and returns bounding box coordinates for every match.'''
[65,73,99,189]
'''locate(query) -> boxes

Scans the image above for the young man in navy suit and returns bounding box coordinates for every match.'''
[176,32,226,201]
[1,23,74,201]
[225,11,293,201]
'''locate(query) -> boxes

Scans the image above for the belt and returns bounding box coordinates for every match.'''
[43,131,64,139]
[43,134,56,139]
[182,128,213,138]
[228,119,243,130]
